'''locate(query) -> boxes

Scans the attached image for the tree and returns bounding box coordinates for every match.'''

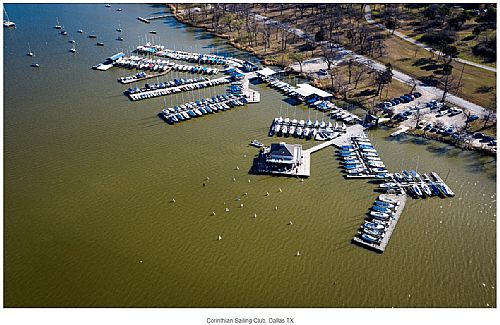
[315,27,326,42]
[409,78,417,94]
[483,92,496,128]
[385,17,397,34]
[414,107,422,128]
[347,58,354,84]
[440,63,454,102]
[375,63,393,96]
[352,63,370,89]
[289,52,305,73]
[472,25,482,38]
[321,44,337,70]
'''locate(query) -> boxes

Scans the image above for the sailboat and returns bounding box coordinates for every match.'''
[27,43,33,56]
[31,58,40,68]
[54,17,62,29]
[3,7,15,28]
[116,24,122,32]
[69,43,76,53]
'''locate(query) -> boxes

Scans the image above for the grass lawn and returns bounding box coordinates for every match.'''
[314,64,413,109]
[375,31,496,108]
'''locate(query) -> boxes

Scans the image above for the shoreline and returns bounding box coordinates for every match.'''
[168,5,495,158]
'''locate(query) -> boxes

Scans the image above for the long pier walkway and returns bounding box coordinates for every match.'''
[303,124,365,155]
[352,194,408,253]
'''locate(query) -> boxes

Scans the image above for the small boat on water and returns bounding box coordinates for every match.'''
[363,227,384,237]
[27,43,33,56]
[371,205,390,213]
[96,42,104,46]
[370,211,390,219]
[411,170,421,180]
[431,172,443,182]
[69,44,76,53]
[149,30,157,34]
[3,7,15,28]
[89,34,97,38]
[364,221,385,230]
[379,182,398,189]
[54,17,62,29]
[250,139,264,148]
[411,184,424,197]
[378,196,398,205]
[117,36,124,41]
[361,233,380,244]
[375,200,394,209]
[420,182,432,197]
[105,4,111,7]
[116,8,123,11]
[439,182,455,197]
[428,182,442,196]
[77,29,83,33]
[61,31,68,35]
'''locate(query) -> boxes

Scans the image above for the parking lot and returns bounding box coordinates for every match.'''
[379,92,496,153]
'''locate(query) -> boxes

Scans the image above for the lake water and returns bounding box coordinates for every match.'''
[3,3,496,307]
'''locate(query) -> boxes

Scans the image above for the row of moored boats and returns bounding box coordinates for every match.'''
[114,56,220,75]
[136,44,229,65]
[126,76,210,94]
[378,171,455,198]
[128,78,231,101]
[158,94,248,124]
[339,135,389,178]
[269,117,346,141]
[356,195,401,245]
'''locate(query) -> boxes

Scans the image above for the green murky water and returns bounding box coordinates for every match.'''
[3,4,496,307]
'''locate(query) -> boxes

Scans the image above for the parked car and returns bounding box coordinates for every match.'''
[436,110,448,117]
[318,69,328,76]
[473,132,485,138]
[467,114,479,122]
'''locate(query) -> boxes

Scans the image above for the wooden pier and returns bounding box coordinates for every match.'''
[146,14,169,20]
[352,193,407,253]
[137,17,151,23]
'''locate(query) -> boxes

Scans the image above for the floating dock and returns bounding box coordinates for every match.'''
[352,193,407,253]
[137,16,151,23]
[128,76,231,101]
[118,70,171,84]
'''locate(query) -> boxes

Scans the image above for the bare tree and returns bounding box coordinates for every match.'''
[352,63,370,89]
[320,44,338,70]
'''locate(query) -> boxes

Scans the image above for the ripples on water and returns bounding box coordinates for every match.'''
[3,3,496,307]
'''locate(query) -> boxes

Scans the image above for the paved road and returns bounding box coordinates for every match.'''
[364,5,496,73]
[250,11,490,118]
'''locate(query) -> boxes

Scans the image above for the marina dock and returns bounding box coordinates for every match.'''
[119,70,170,84]
[352,193,407,253]
[137,16,151,23]
[128,76,231,101]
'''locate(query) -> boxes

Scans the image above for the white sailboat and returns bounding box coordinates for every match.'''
[54,17,62,29]
[27,43,33,56]
[3,6,15,28]
[69,43,76,53]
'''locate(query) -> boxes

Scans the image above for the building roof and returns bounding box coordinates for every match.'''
[295,83,332,98]
[256,67,277,77]
[107,52,125,61]
[270,143,295,157]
